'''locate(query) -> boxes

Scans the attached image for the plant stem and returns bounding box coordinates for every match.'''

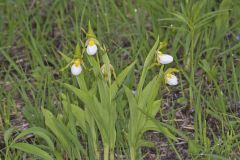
[95,148,100,160]
[130,147,136,160]
[5,147,9,160]
[190,28,195,110]
[110,148,114,160]
[104,145,109,160]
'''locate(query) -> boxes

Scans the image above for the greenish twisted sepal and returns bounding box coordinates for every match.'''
[74,43,82,59]
[87,21,96,39]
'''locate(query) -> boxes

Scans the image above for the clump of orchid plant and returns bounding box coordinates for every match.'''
[58,22,180,160]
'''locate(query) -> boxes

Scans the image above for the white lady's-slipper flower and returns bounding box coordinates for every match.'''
[164,68,179,86]
[86,39,98,55]
[158,53,173,64]
[71,59,82,76]
[165,73,178,86]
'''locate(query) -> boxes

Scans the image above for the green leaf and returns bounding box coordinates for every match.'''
[42,108,85,157]
[111,60,136,99]
[188,140,201,155]
[54,150,64,160]
[70,103,87,132]
[136,139,155,148]
[4,128,14,146]
[14,127,54,151]
[76,73,88,91]
[87,56,101,76]
[148,100,161,118]
[124,86,138,122]
[138,75,160,110]
[62,83,109,144]
[1,50,29,82]
[59,51,72,63]
[136,37,159,98]
[11,143,52,160]
[42,108,69,149]
[215,0,232,43]
[62,83,107,129]
[124,86,139,146]
[97,79,110,109]
[176,97,188,105]
[59,51,73,72]
[143,120,177,141]
[143,112,189,141]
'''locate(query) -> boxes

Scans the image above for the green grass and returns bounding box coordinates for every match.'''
[1,0,240,159]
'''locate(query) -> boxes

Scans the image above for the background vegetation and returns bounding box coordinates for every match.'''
[0,0,240,159]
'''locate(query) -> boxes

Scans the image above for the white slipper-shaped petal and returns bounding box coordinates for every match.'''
[86,39,98,55]
[165,74,178,86]
[71,64,82,76]
[87,44,98,55]
[158,54,173,64]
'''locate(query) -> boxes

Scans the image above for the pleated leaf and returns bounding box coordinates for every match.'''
[11,143,52,160]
